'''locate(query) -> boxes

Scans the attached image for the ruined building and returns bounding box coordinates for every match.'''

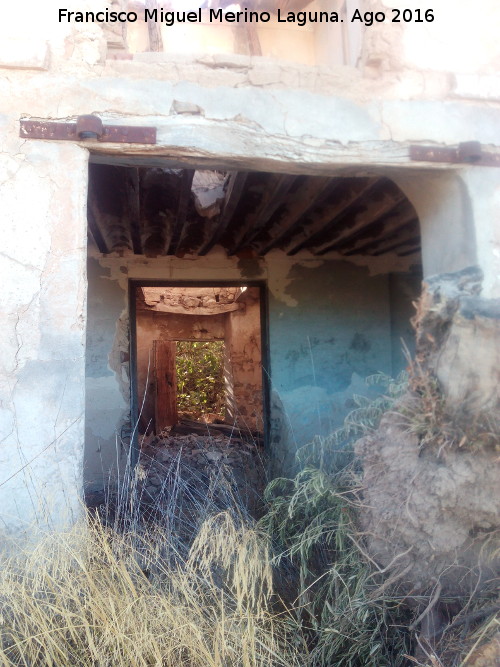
[1,0,499,535]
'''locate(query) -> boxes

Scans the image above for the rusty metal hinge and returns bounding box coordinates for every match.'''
[410,142,500,167]
[20,115,156,145]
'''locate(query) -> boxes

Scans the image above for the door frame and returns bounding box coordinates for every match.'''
[128,279,270,469]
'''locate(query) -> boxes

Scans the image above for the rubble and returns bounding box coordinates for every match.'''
[136,430,266,516]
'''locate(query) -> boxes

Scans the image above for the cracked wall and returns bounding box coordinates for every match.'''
[84,249,420,488]
[0,137,88,537]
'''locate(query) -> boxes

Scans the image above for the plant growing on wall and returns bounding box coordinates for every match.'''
[176,340,225,419]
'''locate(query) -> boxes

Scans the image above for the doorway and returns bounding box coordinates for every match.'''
[130,282,266,446]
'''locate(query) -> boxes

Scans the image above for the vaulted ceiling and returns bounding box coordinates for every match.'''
[87,163,421,260]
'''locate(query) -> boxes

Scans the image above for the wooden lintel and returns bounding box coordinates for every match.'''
[141,301,245,315]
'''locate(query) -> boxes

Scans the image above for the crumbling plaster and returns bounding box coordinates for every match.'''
[84,248,419,486]
[1,0,500,529]
[3,47,498,280]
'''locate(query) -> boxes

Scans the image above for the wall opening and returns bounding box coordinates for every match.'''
[130,281,266,461]
[176,340,226,423]
[85,159,423,493]
[122,282,267,512]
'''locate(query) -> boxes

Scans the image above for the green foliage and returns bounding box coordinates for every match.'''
[176,341,225,418]
[260,372,413,666]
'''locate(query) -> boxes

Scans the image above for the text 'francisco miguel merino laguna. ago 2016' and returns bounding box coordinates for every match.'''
[58,6,434,27]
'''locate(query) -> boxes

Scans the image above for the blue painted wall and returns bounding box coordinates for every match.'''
[266,260,419,471]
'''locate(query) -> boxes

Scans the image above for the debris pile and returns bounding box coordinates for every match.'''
[137,431,266,516]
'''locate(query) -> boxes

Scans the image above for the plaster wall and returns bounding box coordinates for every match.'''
[0,137,88,537]
[84,249,419,486]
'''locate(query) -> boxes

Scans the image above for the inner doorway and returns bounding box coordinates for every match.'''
[132,283,265,441]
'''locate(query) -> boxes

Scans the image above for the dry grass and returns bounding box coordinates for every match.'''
[0,512,305,666]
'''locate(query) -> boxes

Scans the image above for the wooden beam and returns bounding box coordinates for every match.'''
[126,167,142,255]
[356,222,420,256]
[87,207,109,254]
[286,177,379,255]
[397,244,422,257]
[333,200,417,252]
[229,173,296,254]
[257,176,334,255]
[198,171,248,255]
[372,234,421,256]
[343,211,419,256]
[88,164,134,254]
[314,183,407,256]
[167,169,195,255]
[140,168,176,257]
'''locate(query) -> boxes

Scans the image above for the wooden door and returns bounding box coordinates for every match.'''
[153,340,178,431]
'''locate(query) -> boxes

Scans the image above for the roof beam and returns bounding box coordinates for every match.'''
[335,202,418,254]
[314,183,407,256]
[88,164,134,253]
[257,176,334,255]
[166,169,195,255]
[349,219,419,256]
[229,173,297,254]
[286,177,379,255]
[372,234,421,256]
[198,171,248,255]
[126,167,142,255]
[87,208,109,254]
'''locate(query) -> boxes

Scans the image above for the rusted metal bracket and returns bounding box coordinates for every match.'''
[20,115,156,145]
[410,142,500,167]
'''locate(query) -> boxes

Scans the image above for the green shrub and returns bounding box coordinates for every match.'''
[176,341,225,418]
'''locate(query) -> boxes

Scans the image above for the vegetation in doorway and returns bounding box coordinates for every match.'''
[176,340,225,421]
